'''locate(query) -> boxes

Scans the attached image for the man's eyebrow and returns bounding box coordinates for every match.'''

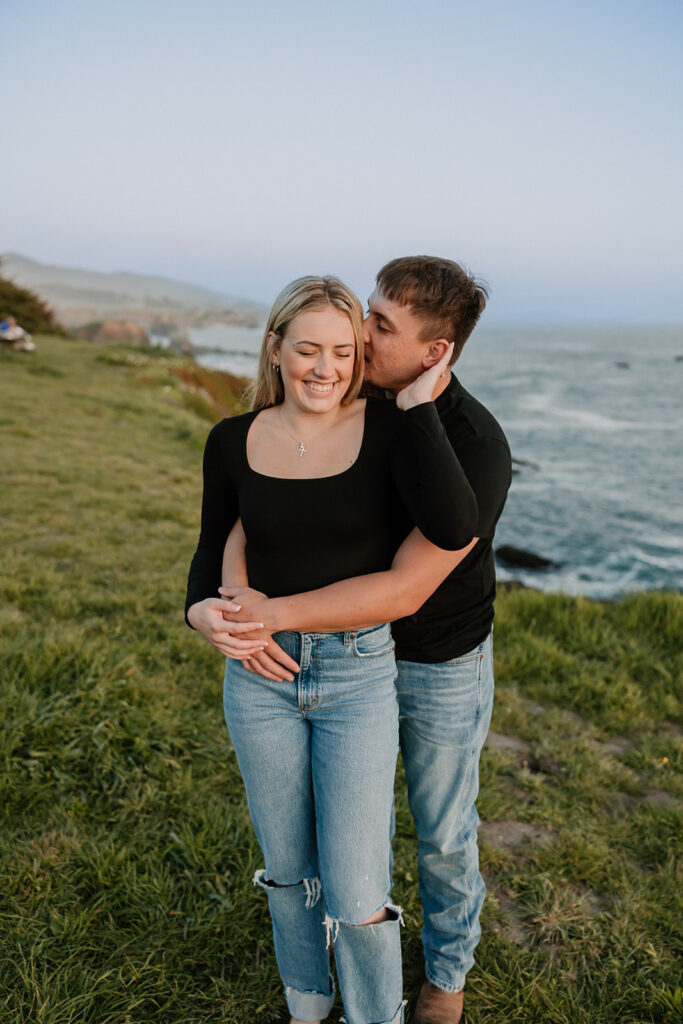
[367,302,396,330]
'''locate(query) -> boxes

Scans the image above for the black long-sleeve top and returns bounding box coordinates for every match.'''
[185,398,477,617]
[392,376,512,662]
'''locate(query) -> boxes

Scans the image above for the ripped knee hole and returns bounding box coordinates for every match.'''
[252,869,322,908]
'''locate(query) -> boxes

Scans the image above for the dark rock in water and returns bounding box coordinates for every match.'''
[511,457,540,476]
[675,355,683,362]
[614,361,630,369]
[496,545,560,570]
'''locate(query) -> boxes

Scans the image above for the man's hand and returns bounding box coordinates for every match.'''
[240,641,300,682]
[218,586,276,631]
[218,586,301,680]
[396,341,454,410]
[186,597,269,659]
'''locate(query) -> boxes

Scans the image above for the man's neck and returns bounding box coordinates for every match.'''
[432,371,452,401]
[382,370,452,402]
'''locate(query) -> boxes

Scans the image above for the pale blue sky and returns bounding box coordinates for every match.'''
[2,0,682,322]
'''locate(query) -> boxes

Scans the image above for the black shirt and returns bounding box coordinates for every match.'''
[186,397,477,615]
[392,375,512,663]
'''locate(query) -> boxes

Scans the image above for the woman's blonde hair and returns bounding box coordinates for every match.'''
[249,276,365,411]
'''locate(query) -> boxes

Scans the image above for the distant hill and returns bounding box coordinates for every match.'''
[1,254,267,333]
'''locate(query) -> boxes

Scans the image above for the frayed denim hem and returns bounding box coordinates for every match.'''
[339,998,407,1024]
[285,983,335,1022]
[425,964,466,995]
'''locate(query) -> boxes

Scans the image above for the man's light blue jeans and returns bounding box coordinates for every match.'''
[223,624,405,1024]
[395,631,494,994]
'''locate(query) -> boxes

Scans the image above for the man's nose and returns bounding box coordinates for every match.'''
[362,316,372,347]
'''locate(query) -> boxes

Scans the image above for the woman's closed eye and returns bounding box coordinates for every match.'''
[297,348,352,358]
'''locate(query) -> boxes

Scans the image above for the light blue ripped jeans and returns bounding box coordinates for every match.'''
[223,624,405,1024]
[396,631,494,994]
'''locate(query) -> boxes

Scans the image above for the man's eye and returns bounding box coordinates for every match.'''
[376,323,388,333]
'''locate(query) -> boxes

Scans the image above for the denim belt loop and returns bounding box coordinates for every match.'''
[299,633,312,670]
[342,631,357,645]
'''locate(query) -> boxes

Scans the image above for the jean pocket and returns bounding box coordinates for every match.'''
[444,638,487,667]
[351,625,395,658]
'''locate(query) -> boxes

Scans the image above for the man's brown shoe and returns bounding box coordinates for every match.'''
[413,980,464,1024]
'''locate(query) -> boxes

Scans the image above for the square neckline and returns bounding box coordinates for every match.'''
[244,399,370,482]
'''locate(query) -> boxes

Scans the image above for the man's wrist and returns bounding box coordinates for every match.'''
[266,596,287,634]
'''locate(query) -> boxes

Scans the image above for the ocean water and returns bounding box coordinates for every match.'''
[191,323,683,599]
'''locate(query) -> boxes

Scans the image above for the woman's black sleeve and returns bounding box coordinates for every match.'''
[391,402,478,550]
[185,422,239,625]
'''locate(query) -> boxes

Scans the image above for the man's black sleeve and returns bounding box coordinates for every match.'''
[455,436,512,538]
[391,402,478,550]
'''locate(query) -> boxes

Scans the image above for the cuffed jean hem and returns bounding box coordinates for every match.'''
[340,999,407,1024]
[384,998,407,1024]
[285,983,335,1022]
[425,965,466,995]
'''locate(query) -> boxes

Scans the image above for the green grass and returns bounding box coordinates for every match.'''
[1,337,681,1023]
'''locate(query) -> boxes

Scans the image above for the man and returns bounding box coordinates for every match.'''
[191,256,511,1023]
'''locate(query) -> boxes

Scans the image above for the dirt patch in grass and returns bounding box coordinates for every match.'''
[641,788,680,809]
[480,820,556,853]
[484,884,531,946]
[588,736,635,755]
[486,730,530,755]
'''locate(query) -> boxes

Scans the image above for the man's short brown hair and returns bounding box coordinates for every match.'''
[375,255,488,363]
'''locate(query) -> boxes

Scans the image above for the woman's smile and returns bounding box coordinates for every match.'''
[303,379,337,393]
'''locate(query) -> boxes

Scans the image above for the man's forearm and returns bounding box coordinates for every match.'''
[266,531,478,633]
[268,572,415,633]
[222,518,249,588]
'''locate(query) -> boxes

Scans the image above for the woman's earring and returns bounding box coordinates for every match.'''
[272,362,280,372]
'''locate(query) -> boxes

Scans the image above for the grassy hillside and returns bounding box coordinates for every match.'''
[1,338,681,1024]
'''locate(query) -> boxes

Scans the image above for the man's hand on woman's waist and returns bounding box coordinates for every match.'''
[218,586,301,681]
[186,596,268,659]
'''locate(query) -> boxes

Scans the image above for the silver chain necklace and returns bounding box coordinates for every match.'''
[277,408,343,457]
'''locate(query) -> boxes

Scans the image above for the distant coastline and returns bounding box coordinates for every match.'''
[1,252,268,350]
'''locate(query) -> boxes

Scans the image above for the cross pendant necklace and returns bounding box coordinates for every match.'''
[277,407,341,458]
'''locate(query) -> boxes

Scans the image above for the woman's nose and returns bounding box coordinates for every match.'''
[314,353,335,377]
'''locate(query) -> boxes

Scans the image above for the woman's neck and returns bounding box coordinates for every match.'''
[277,399,347,437]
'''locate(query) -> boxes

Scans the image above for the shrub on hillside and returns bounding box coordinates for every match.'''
[0,265,69,336]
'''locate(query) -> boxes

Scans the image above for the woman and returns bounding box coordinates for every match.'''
[186,276,475,1024]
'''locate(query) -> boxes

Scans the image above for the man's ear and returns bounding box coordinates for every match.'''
[421,339,450,369]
